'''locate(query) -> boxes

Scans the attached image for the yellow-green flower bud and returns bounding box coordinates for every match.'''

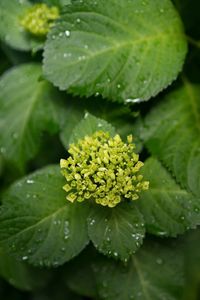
[20,3,59,36]
[60,131,149,208]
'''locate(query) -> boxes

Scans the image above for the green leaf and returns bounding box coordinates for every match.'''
[137,158,200,237]
[0,248,48,291]
[59,96,142,150]
[0,0,43,51]
[0,165,89,267]
[93,238,184,300]
[43,0,187,102]
[140,81,200,197]
[0,64,61,171]
[88,203,145,262]
[64,246,98,298]
[69,112,116,145]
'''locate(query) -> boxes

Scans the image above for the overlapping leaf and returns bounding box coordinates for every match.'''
[43,0,187,102]
[137,158,200,237]
[140,81,200,197]
[0,64,61,171]
[0,0,43,51]
[0,248,48,291]
[69,112,116,144]
[93,238,184,300]
[88,203,145,262]
[0,165,89,267]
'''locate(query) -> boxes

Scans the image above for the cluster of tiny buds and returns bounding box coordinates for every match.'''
[60,131,149,208]
[20,3,59,36]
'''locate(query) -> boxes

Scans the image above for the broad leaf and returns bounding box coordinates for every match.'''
[0,0,43,51]
[43,0,187,102]
[0,165,89,267]
[0,248,48,291]
[59,96,142,150]
[69,112,116,145]
[0,64,61,171]
[140,81,200,197]
[137,158,200,237]
[88,203,145,262]
[93,238,184,300]
[64,246,98,298]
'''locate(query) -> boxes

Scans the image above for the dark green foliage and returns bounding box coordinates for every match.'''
[0,0,200,299]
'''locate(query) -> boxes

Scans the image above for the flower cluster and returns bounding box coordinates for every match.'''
[20,3,59,36]
[60,131,149,208]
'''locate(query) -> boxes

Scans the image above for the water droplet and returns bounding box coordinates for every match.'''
[59,32,63,37]
[76,18,81,23]
[84,44,89,49]
[156,258,163,265]
[98,123,103,128]
[63,52,72,58]
[0,147,6,154]
[113,252,118,257]
[160,8,164,13]
[84,112,89,119]
[125,98,142,104]
[22,256,28,261]
[26,179,34,184]
[12,132,18,140]
[64,220,70,239]
[90,219,95,226]
[78,55,86,61]
[65,30,71,37]
[117,84,121,89]
[157,231,167,236]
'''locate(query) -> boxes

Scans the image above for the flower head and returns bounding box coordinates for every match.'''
[60,131,149,208]
[20,3,59,36]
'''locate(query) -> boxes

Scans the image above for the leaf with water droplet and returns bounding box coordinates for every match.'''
[43,0,187,102]
[0,165,89,267]
[0,247,49,291]
[0,64,61,171]
[93,238,184,300]
[137,158,200,237]
[87,202,145,261]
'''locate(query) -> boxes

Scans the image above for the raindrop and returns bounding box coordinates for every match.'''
[78,55,86,61]
[156,258,163,265]
[76,18,81,23]
[113,252,118,257]
[26,179,34,184]
[0,147,6,154]
[125,98,142,104]
[84,112,89,119]
[65,30,71,37]
[117,84,121,89]
[90,219,95,226]
[157,231,167,236]
[63,53,72,58]
[12,132,18,140]
[22,256,28,261]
